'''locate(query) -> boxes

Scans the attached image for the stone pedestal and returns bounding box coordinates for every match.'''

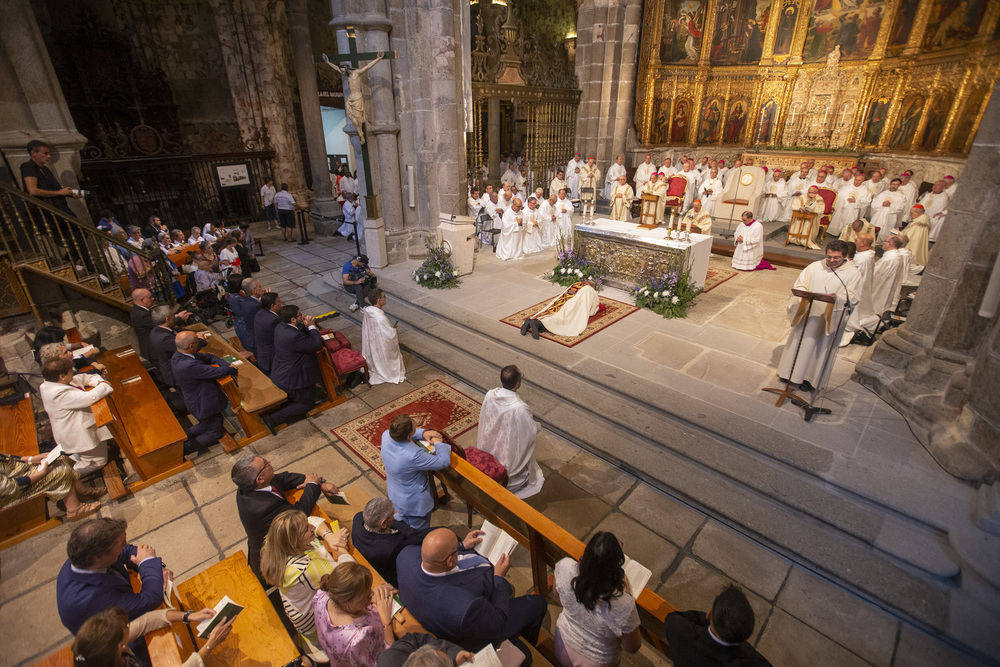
[436,213,475,277]
[363,217,389,269]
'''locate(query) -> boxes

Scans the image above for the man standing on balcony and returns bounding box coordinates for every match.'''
[20,140,78,216]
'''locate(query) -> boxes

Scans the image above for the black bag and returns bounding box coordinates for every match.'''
[249,256,260,273]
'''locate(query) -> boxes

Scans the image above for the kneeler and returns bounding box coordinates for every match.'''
[320,330,369,392]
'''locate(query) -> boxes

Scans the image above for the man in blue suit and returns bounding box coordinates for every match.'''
[253,292,281,375]
[235,277,263,355]
[396,528,547,652]
[171,330,238,455]
[382,413,450,529]
[57,518,165,635]
[263,304,323,432]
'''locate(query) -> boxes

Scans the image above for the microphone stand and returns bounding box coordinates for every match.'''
[803,265,854,421]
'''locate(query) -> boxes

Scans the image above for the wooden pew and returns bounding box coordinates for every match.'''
[0,395,62,551]
[186,323,286,449]
[176,550,300,666]
[167,244,201,270]
[92,346,192,494]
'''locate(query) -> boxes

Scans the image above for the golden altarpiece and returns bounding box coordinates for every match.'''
[635,0,1000,168]
[467,0,581,191]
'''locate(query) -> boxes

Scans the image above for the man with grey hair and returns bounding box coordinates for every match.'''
[150,306,206,391]
[232,453,338,579]
[377,640,473,667]
[230,277,263,355]
[353,498,485,588]
[38,342,107,377]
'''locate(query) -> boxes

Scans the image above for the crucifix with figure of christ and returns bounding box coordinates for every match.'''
[315,27,396,219]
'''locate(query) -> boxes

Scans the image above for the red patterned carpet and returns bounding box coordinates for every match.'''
[500,295,639,347]
[702,267,739,293]
[331,380,481,478]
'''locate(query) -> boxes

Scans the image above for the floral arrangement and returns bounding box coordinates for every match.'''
[546,233,604,290]
[413,234,461,289]
[634,269,698,319]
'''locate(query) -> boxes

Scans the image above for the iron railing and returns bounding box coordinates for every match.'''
[0,181,176,305]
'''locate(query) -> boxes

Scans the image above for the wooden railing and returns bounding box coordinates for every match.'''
[0,181,176,306]
[433,454,677,658]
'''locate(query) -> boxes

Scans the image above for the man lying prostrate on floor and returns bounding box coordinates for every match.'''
[664,584,772,666]
[476,365,543,499]
[352,497,485,588]
[231,454,340,580]
[396,528,547,652]
[519,279,600,340]
[57,518,167,638]
[362,287,406,385]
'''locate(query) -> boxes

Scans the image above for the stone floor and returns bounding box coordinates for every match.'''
[0,223,990,667]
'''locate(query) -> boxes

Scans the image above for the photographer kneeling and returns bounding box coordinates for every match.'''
[342,254,377,313]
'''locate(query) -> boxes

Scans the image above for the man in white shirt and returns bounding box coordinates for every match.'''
[338,193,359,238]
[476,366,543,499]
[634,154,656,195]
[604,155,626,199]
[566,152,585,178]
[567,167,581,200]
[40,357,114,474]
[260,178,277,230]
[361,288,406,385]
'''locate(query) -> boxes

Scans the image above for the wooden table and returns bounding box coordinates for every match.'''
[187,323,286,448]
[93,346,191,493]
[177,550,300,666]
[0,394,61,550]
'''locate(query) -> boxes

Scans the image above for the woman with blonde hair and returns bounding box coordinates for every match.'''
[72,605,234,666]
[260,510,352,659]
[313,561,396,666]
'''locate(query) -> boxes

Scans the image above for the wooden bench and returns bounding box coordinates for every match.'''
[92,346,192,495]
[176,550,300,666]
[167,244,201,270]
[0,395,62,551]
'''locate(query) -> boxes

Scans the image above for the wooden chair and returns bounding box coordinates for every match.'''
[785,210,817,247]
[639,192,660,229]
[816,187,838,243]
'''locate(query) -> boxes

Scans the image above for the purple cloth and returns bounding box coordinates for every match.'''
[313,590,389,667]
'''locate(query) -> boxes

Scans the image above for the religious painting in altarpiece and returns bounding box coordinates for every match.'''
[923,0,990,50]
[802,0,886,63]
[650,95,672,144]
[671,98,692,144]
[659,0,707,64]
[886,0,920,54]
[710,0,772,64]
[889,95,926,150]
[698,98,724,143]
[756,99,779,144]
[950,86,989,151]
[920,94,953,151]
[723,100,750,144]
[860,96,890,148]
[773,0,801,57]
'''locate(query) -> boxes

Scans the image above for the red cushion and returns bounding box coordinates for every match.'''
[322,330,352,353]
[331,347,366,374]
[464,447,507,484]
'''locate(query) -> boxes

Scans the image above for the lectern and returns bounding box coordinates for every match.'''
[763,288,837,408]
[785,210,816,247]
[638,192,660,229]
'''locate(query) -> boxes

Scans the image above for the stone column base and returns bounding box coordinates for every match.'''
[363,217,389,268]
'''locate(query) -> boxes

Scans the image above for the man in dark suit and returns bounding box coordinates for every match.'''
[131,288,190,363]
[171,331,237,455]
[263,304,323,432]
[663,585,771,666]
[253,292,282,375]
[232,277,263,355]
[149,306,207,388]
[230,454,340,579]
[396,528,546,651]
[56,518,166,635]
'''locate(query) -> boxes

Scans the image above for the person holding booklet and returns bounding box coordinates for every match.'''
[0,450,103,519]
[381,414,450,529]
[553,531,642,667]
[72,605,235,667]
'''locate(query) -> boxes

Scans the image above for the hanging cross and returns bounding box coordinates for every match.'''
[315,27,396,219]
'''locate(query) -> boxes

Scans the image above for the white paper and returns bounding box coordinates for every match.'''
[475,519,518,566]
[42,444,64,466]
[72,344,95,359]
[391,595,403,617]
[623,556,652,595]
[474,642,504,667]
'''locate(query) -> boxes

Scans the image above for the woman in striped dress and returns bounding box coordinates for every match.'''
[0,453,103,519]
[261,510,353,661]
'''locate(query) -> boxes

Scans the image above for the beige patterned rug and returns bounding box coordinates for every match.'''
[499,296,639,347]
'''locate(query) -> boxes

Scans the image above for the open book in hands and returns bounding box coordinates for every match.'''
[196,595,244,639]
[623,556,652,596]
[474,519,518,566]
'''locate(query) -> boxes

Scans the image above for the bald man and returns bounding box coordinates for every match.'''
[171,331,238,455]
[396,528,547,652]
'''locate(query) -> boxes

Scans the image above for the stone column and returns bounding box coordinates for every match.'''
[487,97,501,181]
[574,0,643,167]
[286,0,338,230]
[856,83,1000,482]
[0,0,88,220]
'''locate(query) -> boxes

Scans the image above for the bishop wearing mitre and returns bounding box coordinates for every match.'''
[642,172,668,224]
[610,175,634,221]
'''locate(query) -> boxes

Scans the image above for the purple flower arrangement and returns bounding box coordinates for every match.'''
[547,233,605,290]
[634,269,698,318]
[413,236,461,289]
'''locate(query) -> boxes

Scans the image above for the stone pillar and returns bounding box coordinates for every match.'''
[573,0,643,168]
[856,83,1000,482]
[487,97,501,181]
[286,0,338,231]
[0,0,88,220]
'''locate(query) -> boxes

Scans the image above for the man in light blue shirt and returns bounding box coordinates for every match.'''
[381,413,450,529]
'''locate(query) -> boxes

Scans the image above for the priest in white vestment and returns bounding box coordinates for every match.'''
[497,197,526,261]
[828,175,872,237]
[681,199,713,235]
[610,175,634,221]
[758,170,789,223]
[660,158,677,179]
[476,365,544,499]
[717,159,729,183]
[838,218,875,244]
[943,175,957,198]
[870,236,908,315]
[361,288,406,385]
[899,205,930,266]
[777,240,861,390]
[538,195,557,247]
[567,167,581,200]
[642,172,668,224]
[862,172,888,218]
[732,212,764,271]
[520,280,600,339]
[783,166,814,221]
[829,168,854,193]
[566,152,585,179]
[843,234,879,345]
[897,172,919,213]
[554,191,575,240]
[604,156,626,199]
[634,154,656,195]
[789,187,825,249]
[501,166,518,187]
[916,181,950,241]
[579,159,601,214]
[521,198,543,255]
[698,168,724,216]
[871,179,908,242]
[467,188,482,220]
[549,170,568,198]
[338,193,359,236]
[810,170,833,191]
[677,162,699,212]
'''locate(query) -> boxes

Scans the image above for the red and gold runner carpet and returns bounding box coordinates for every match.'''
[702,267,739,293]
[500,296,639,347]
[331,380,481,478]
